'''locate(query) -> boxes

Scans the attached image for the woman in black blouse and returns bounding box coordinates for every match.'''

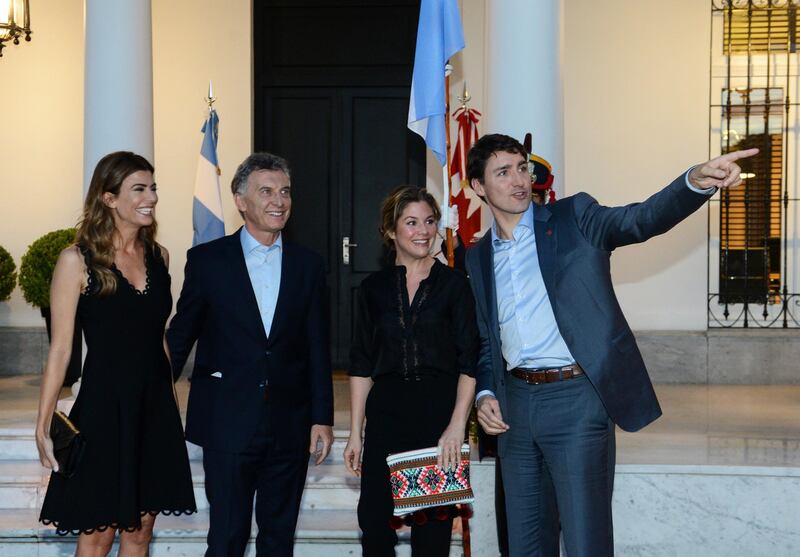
[344,186,478,557]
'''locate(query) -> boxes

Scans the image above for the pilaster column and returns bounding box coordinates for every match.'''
[484,0,564,196]
[83,0,154,193]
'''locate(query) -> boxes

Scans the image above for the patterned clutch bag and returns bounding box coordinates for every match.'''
[386,444,474,516]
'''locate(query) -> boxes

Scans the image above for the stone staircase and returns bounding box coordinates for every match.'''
[4,379,799,556]
[0,428,466,556]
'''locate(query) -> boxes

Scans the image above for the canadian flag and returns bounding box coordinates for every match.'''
[449,106,482,247]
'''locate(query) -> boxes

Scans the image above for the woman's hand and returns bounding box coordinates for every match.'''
[437,421,466,471]
[36,430,59,472]
[343,435,363,477]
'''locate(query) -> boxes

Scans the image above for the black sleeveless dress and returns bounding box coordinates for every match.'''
[40,244,196,535]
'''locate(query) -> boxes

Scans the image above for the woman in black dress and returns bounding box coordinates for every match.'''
[35,152,196,555]
[344,186,478,557]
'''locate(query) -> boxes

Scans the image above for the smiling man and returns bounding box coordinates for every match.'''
[464,133,757,556]
[167,152,334,557]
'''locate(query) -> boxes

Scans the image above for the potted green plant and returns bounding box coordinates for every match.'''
[0,245,16,302]
[18,229,82,385]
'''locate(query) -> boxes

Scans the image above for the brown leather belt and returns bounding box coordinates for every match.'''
[510,364,584,385]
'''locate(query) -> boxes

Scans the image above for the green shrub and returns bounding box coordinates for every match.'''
[18,229,77,309]
[0,246,16,302]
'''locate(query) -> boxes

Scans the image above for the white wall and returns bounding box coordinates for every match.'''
[151,0,252,298]
[563,0,711,330]
[0,0,84,327]
[0,0,252,327]
[1,0,714,331]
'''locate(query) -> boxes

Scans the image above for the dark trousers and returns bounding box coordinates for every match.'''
[202,409,310,557]
[502,374,616,557]
[358,375,456,557]
[495,455,561,557]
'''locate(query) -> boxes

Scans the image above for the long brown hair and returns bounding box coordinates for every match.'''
[75,151,156,296]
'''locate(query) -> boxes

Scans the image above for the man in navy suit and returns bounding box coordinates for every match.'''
[167,152,334,557]
[464,134,756,556]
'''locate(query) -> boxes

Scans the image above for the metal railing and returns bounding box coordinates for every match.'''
[709,0,800,327]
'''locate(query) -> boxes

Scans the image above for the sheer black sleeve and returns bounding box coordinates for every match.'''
[450,274,479,377]
[349,283,375,377]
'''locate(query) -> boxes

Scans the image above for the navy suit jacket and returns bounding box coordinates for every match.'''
[465,173,710,449]
[167,228,333,453]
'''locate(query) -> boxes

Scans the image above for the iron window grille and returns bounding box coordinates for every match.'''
[709,0,800,327]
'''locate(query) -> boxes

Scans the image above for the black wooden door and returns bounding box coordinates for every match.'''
[254,0,425,368]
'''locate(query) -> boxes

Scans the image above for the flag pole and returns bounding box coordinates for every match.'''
[444,62,473,557]
[444,63,455,268]
[206,80,216,110]
[204,81,221,178]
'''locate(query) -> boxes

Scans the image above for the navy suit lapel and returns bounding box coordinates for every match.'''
[533,204,556,293]
[226,228,268,345]
[477,235,499,333]
[267,239,295,344]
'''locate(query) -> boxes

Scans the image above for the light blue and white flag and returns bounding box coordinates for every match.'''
[192,109,225,246]
[407,0,465,166]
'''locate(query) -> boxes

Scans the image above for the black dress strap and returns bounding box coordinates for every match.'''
[76,243,99,296]
[148,242,165,265]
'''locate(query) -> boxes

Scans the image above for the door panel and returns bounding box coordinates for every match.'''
[261,93,335,270]
[254,0,424,368]
[340,90,426,363]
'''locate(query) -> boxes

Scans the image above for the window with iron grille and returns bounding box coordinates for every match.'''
[709,1,799,327]
[723,2,798,53]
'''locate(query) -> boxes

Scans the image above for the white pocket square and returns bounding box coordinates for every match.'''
[210,371,223,378]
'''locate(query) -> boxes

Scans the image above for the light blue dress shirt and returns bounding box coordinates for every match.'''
[476,172,714,401]
[240,226,282,338]
[492,203,575,371]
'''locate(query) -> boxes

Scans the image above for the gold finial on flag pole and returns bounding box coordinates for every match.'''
[205,80,216,110]
[203,80,221,176]
[458,82,471,108]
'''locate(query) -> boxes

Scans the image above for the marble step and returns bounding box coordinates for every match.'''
[0,459,362,511]
[0,428,354,462]
[3,461,800,556]
[0,508,465,557]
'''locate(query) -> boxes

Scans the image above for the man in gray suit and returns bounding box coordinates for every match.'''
[464,133,756,556]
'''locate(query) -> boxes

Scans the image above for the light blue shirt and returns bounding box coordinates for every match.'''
[240,227,282,338]
[492,203,575,372]
[476,172,714,401]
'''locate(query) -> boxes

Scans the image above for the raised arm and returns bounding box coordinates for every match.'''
[576,149,759,251]
[688,148,758,190]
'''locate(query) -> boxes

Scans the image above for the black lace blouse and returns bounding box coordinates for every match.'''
[349,260,479,379]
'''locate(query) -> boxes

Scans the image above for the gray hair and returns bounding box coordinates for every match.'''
[230,152,291,195]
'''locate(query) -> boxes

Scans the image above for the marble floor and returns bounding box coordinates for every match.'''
[1,374,798,467]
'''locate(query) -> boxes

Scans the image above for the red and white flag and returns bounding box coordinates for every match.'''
[449,106,482,246]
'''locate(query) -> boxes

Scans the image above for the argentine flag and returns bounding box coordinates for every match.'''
[192,110,225,246]
[407,0,465,166]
